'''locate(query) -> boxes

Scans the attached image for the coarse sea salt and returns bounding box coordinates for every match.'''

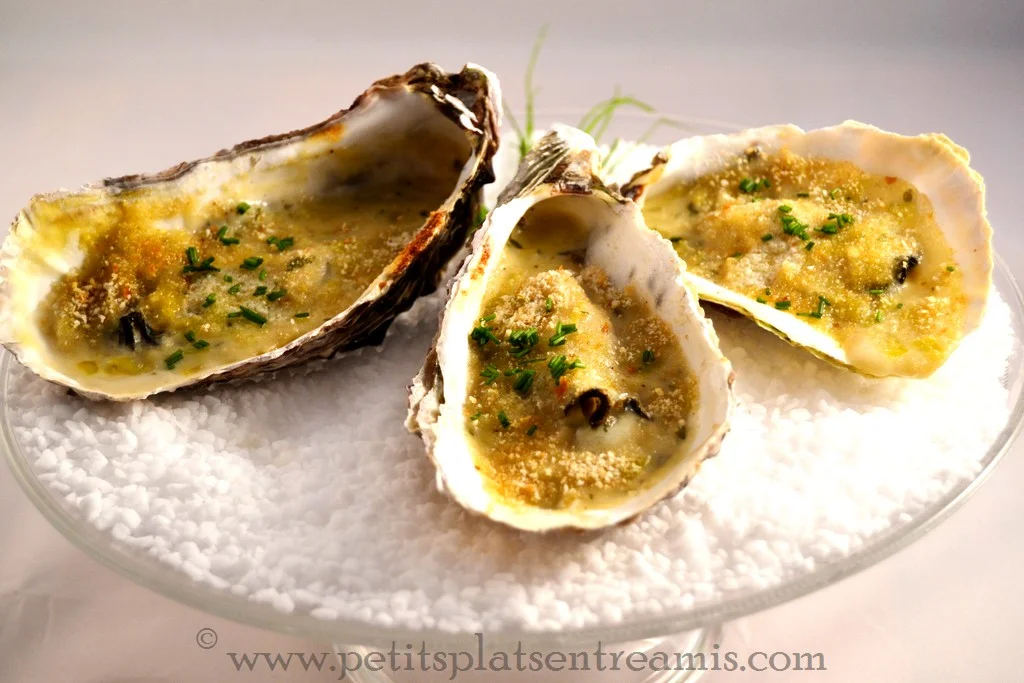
[4,280,1016,634]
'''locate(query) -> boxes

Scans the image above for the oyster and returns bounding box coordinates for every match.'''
[0,63,500,400]
[408,126,733,532]
[621,121,992,378]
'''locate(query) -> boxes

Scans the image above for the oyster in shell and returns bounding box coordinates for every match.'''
[408,126,734,532]
[0,63,500,400]
[621,121,992,378]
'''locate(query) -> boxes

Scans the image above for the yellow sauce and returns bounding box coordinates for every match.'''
[38,157,463,379]
[465,199,698,510]
[641,148,966,377]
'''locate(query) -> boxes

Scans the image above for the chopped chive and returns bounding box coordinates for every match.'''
[805,241,815,251]
[259,269,267,281]
[504,368,520,376]
[896,303,904,310]
[868,288,884,296]
[236,201,250,214]
[548,355,585,382]
[184,330,196,343]
[228,284,241,295]
[469,411,483,421]
[775,300,792,310]
[526,424,538,436]
[765,287,771,295]
[266,236,278,246]
[253,286,268,296]
[470,325,500,346]
[217,226,228,240]
[274,236,295,251]
[756,296,768,304]
[238,306,267,326]
[266,289,287,302]
[946,265,956,272]
[226,311,242,319]
[739,177,769,193]
[480,313,497,323]
[816,224,839,235]
[544,297,553,312]
[191,339,210,350]
[498,411,511,429]
[480,364,500,384]
[829,188,841,199]
[548,321,578,347]
[203,293,216,308]
[796,192,810,198]
[223,275,233,283]
[294,312,310,318]
[730,252,744,258]
[642,349,656,364]
[221,236,240,246]
[164,349,184,369]
[508,328,540,358]
[778,204,793,213]
[241,256,264,270]
[761,233,774,242]
[513,369,536,393]
[186,247,199,266]
[875,310,884,323]
[183,249,219,274]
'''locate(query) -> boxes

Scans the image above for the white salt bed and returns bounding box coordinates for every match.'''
[4,281,1017,634]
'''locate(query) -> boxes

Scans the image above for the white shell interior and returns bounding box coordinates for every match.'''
[627,121,993,371]
[0,83,484,399]
[418,131,733,532]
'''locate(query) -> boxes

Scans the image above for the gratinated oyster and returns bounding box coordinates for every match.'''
[0,63,500,400]
[621,121,992,378]
[408,126,734,532]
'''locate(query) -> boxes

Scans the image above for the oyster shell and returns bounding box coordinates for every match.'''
[408,126,734,532]
[621,121,992,378]
[0,63,500,400]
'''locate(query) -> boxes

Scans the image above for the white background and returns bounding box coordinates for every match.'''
[1,1,1022,681]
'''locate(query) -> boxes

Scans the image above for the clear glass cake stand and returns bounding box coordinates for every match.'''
[3,113,1023,683]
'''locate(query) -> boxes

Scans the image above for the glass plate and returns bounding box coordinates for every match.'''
[3,114,1023,651]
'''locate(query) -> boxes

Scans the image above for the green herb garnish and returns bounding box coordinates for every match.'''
[253,286,268,296]
[498,411,511,429]
[761,233,774,242]
[238,306,267,326]
[191,339,210,350]
[805,241,815,251]
[875,310,884,323]
[183,247,218,274]
[797,295,831,319]
[266,289,287,302]
[947,265,956,272]
[470,412,483,421]
[480,313,496,323]
[513,369,536,394]
[508,327,540,358]
[241,256,264,270]
[778,204,793,213]
[470,325,501,346]
[775,300,792,310]
[203,293,216,308]
[259,269,267,281]
[294,312,310,318]
[164,349,184,370]
[218,227,239,245]
[780,212,810,240]
[756,296,768,304]
[548,355,585,382]
[236,201,251,215]
[504,24,549,160]
[868,288,884,296]
[481,364,500,384]
[184,331,196,343]
[273,236,294,251]
[544,297,553,312]
[829,188,841,200]
[526,424,538,436]
[223,274,233,283]
[548,321,578,347]
[228,284,241,295]
[739,177,770,193]
[796,192,810,198]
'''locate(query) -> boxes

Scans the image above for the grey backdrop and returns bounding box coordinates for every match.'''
[1,2,1022,682]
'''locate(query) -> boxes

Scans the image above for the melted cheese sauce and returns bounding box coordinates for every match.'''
[37,149,465,381]
[465,200,698,510]
[641,148,967,377]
